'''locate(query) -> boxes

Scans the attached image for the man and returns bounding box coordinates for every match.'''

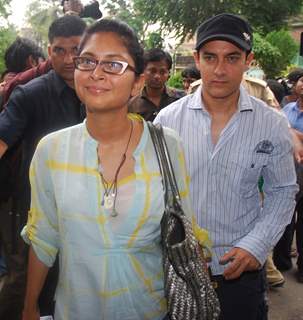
[0,37,45,109]
[0,15,86,319]
[181,65,200,94]
[155,13,297,319]
[129,48,184,121]
[274,70,303,283]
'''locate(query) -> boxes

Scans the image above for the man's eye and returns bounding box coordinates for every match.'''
[203,55,215,62]
[72,47,79,54]
[54,47,66,55]
[227,56,239,63]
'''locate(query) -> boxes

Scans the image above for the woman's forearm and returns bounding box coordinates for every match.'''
[23,246,50,313]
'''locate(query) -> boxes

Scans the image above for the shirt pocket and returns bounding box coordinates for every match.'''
[230,152,269,196]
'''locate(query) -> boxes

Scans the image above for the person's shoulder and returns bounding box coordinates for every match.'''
[14,70,54,96]
[243,74,267,88]
[161,93,192,113]
[38,122,84,150]
[166,87,186,99]
[283,101,297,111]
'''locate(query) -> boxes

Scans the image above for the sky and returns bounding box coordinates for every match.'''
[8,0,92,28]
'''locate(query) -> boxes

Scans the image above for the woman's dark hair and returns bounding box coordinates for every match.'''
[143,48,172,70]
[78,18,144,75]
[4,37,45,73]
[181,65,200,79]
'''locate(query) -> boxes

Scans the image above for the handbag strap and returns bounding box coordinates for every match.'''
[147,122,182,211]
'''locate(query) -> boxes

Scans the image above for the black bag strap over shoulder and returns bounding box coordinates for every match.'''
[147,122,182,212]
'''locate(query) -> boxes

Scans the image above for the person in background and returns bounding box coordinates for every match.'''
[274,71,303,283]
[181,65,200,94]
[280,69,303,108]
[0,37,45,109]
[61,0,102,20]
[155,13,297,319]
[0,15,86,319]
[0,35,45,298]
[21,18,209,320]
[128,48,185,121]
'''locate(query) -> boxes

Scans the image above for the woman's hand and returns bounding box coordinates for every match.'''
[22,306,40,320]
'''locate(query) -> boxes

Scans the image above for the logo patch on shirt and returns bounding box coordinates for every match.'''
[254,140,274,154]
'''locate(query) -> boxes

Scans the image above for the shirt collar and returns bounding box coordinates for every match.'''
[51,70,73,96]
[187,83,254,112]
[141,85,171,99]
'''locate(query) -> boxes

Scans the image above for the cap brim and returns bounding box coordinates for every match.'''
[195,34,251,51]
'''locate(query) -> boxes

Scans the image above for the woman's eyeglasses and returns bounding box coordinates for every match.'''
[73,56,137,75]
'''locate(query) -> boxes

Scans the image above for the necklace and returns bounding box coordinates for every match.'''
[99,119,134,217]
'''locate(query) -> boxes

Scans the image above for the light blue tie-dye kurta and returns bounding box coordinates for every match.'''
[22,118,194,320]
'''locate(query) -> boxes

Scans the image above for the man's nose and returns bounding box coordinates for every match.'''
[64,51,75,64]
[214,59,226,76]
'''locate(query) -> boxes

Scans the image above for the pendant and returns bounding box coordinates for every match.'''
[103,194,114,209]
[110,209,118,217]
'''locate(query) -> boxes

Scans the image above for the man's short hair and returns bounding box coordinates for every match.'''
[181,65,200,80]
[4,37,45,73]
[48,15,86,43]
[143,48,172,70]
[287,68,303,84]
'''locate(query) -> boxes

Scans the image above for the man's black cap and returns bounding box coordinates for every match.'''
[195,13,253,52]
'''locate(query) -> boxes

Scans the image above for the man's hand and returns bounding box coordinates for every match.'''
[219,247,261,280]
[22,306,40,320]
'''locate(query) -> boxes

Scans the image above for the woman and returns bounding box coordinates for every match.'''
[22,19,210,320]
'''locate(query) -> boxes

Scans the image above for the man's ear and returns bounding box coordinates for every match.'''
[193,51,200,70]
[47,45,52,58]
[245,52,254,70]
[131,74,145,98]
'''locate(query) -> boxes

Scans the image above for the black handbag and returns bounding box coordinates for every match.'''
[148,122,220,320]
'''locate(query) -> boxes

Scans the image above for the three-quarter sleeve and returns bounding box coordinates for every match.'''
[21,139,59,267]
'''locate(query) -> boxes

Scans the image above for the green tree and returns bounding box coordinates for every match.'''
[100,0,149,41]
[0,0,12,19]
[253,30,298,78]
[131,0,303,41]
[0,27,18,74]
[25,0,61,50]
[145,32,164,50]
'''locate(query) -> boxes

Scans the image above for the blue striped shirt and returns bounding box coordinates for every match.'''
[282,101,303,132]
[154,85,298,275]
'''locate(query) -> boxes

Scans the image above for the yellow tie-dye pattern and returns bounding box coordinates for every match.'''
[129,254,167,318]
[127,155,153,248]
[46,160,98,176]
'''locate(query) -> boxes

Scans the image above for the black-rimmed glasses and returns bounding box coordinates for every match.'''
[73,56,137,75]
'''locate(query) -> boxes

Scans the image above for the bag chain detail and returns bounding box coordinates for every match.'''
[148,122,220,320]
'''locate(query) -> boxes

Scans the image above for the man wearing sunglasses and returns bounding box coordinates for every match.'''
[0,15,86,319]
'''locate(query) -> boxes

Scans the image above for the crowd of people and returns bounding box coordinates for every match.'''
[0,2,302,320]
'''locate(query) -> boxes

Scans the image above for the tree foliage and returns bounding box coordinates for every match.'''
[25,0,61,49]
[129,0,303,41]
[0,0,12,19]
[0,26,17,74]
[145,32,164,50]
[253,30,298,78]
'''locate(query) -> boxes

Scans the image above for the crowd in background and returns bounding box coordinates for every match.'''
[0,1,302,320]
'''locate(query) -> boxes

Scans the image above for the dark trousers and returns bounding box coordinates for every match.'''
[212,269,268,320]
[273,198,303,272]
[0,200,58,319]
